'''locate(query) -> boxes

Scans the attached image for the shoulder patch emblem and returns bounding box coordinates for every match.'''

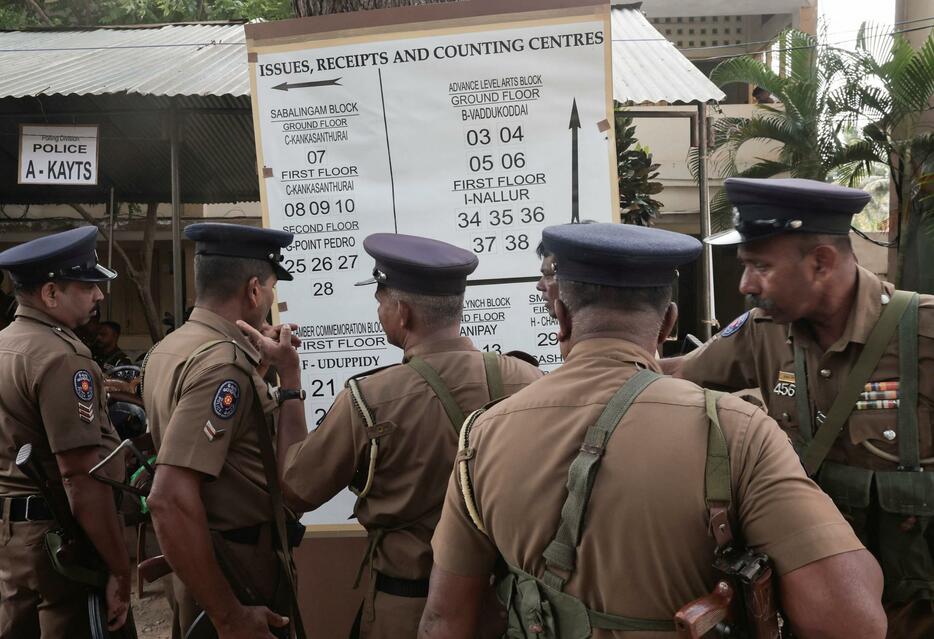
[212,380,240,419]
[73,370,94,402]
[719,311,750,338]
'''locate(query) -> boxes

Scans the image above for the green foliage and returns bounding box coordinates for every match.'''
[690,29,875,230]
[0,0,292,27]
[615,109,663,226]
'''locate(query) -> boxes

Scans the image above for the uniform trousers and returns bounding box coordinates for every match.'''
[166,524,291,639]
[349,590,426,639]
[0,513,90,638]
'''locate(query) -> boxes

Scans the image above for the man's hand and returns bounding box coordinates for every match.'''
[217,606,289,639]
[237,321,300,381]
[105,572,131,630]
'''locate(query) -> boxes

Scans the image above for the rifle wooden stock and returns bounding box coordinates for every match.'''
[675,580,735,639]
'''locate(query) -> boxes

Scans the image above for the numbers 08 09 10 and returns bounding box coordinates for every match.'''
[284,198,355,217]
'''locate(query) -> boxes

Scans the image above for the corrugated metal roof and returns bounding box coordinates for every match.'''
[0,24,256,204]
[0,16,722,204]
[0,23,248,99]
[612,7,725,104]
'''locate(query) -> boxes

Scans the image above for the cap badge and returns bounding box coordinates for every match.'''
[373,269,388,283]
[212,380,240,419]
[73,370,94,402]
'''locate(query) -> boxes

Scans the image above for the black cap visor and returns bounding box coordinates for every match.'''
[60,262,118,282]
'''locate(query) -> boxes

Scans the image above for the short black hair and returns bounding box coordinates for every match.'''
[383,287,463,332]
[558,280,672,316]
[12,278,76,302]
[100,320,121,335]
[794,233,853,257]
[194,255,275,301]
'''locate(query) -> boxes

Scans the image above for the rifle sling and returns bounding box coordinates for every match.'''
[898,293,921,469]
[249,377,307,638]
[799,290,916,476]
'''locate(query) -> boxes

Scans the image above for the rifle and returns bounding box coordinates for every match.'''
[93,440,291,639]
[675,547,782,639]
[15,443,138,639]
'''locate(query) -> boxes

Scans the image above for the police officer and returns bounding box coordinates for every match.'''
[664,178,934,637]
[419,222,885,639]
[145,223,307,639]
[276,233,542,639]
[0,226,131,636]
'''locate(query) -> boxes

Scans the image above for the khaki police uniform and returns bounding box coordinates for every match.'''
[145,307,289,638]
[682,264,934,636]
[284,337,542,639]
[0,305,120,637]
[433,336,864,638]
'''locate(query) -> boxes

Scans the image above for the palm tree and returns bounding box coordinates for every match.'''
[695,29,876,229]
[828,23,934,286]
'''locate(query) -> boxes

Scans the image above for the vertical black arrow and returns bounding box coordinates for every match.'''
[569,99,580,224]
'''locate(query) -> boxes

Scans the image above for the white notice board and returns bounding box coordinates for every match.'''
[18,124,99,185]
[247,0,617,526]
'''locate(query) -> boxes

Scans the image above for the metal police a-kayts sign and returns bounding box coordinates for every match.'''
[18,124,99,186]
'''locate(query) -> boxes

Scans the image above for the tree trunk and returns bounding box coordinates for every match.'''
[291,0,456,18]
[69,203,165,344]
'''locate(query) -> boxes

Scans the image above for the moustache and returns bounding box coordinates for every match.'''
[745,295,777,313]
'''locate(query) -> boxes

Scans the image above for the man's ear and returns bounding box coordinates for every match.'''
[397,299,413,330]
[658,301,678,348]
[555,298,572,344]
[812,245,838,278]
[40,282,58,309]
[246,276,262,308]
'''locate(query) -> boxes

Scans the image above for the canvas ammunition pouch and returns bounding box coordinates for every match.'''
[795,291,934,603]
[817,462,934,603]
[460,369,682,637]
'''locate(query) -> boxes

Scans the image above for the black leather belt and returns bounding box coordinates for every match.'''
[375,573,429,598]
[218,520,305,548]
[2,495,53,522]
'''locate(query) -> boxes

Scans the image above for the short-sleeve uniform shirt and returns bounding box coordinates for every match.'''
[283,337,542,580]
[144,308,278,531]
[681,266,934,470]
[0,306,120,494]
[433,336,862,638]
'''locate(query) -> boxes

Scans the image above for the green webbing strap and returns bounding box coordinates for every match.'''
[482,351,505,401]
[541,369,661,591]
[794,346,813,444]
[898,293,921,470]
[800,290,915,476]
[704,390,731,506]
[407,357,464,433]
[588,609,676,632]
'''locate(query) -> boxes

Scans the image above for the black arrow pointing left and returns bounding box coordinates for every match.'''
[272,78,342,91]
